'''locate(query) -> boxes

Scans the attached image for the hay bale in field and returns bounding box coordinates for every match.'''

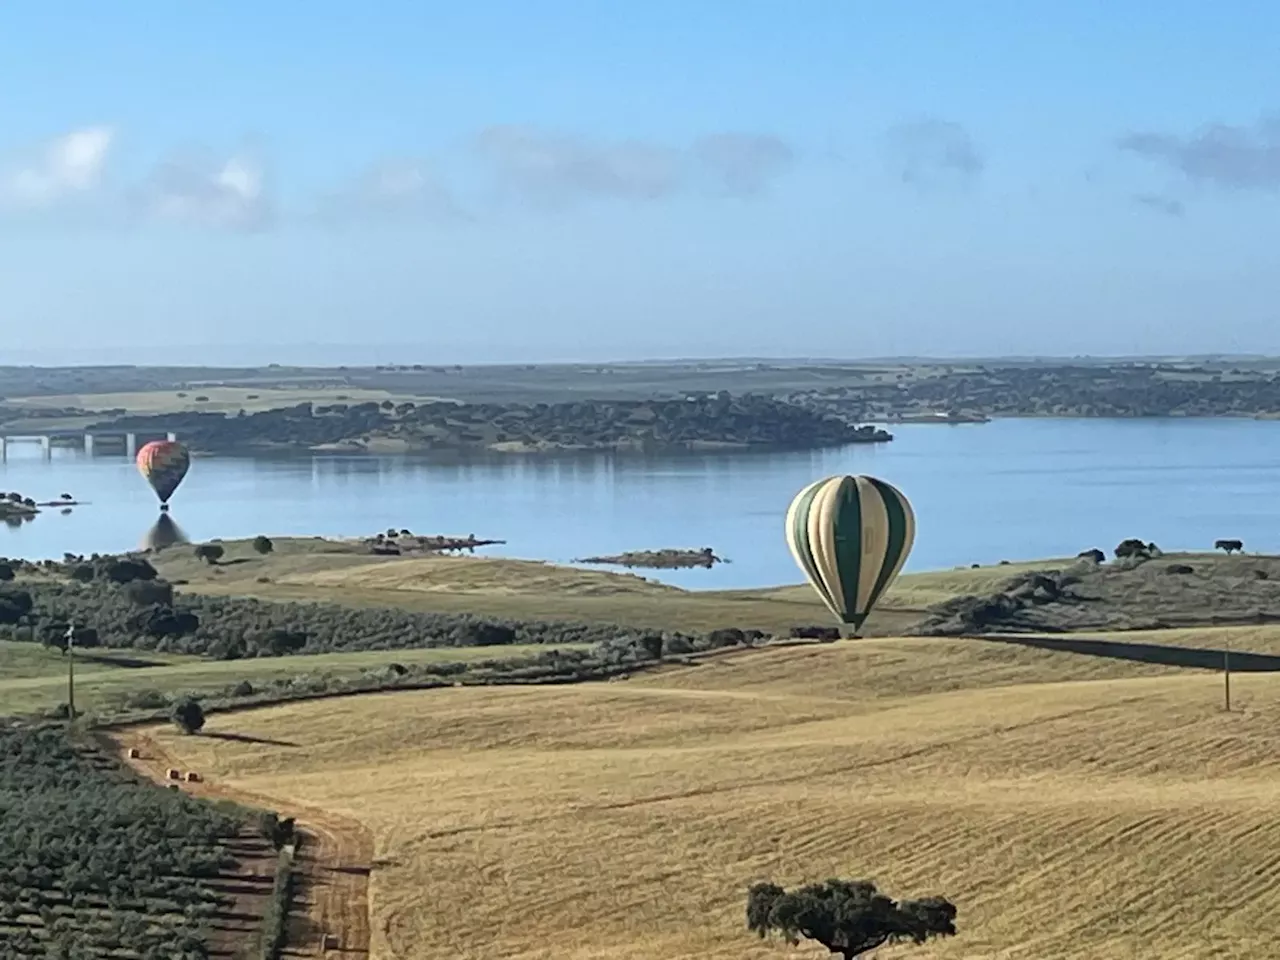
[166,768,180,780]
[127,747,140,759]
[185,771,201,782]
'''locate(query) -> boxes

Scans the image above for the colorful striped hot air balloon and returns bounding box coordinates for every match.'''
[136,440,191,510]
[784,474,916,637]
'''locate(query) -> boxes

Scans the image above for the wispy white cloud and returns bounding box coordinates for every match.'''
[1133,192,1186,218]
[692,133,795,197]
[1,122,797,231]
[471,125,794,208]
[0,126,115,207]
[885,118,984,190]
[473,125,683,207]
[134,146,271,231]
[315,158,467,224]
[1118,115,1280,191]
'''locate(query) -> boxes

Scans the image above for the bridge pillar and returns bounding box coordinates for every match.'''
[125,432,137,458]
[40,436,51,460]
[83,433,95,456]
[0,437,5,462]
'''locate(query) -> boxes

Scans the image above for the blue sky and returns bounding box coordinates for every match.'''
[2,1,1279,365]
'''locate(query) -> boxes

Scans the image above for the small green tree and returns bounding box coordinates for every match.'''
[171,697,206,735]
[0,589,33,624]
[127,579,174,606]
[747,878,957,960]
[1114,538,1149,560]
[194,543,225,565]
[257,811,297,849]
[264,628,308,656]
[252,535,274,555]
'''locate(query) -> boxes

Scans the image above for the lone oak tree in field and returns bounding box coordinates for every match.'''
[171,697,206,735]
[1114,538,1150,560]
[746,878,957,959]
[194,543,225,565]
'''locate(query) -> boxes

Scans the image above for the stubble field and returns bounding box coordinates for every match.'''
[141,633,1280,960]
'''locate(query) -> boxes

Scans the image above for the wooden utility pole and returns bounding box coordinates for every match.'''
[65,623,76,721]
[1223,636,1232,712]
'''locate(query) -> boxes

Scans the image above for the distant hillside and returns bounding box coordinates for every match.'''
[912,551,1280,635]
[84,393,890,454]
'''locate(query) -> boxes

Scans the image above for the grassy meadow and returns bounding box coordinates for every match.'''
[150,535,1068,636]
[1,541,1079,719]
[141,634,1279,960]
[0,639,590,719]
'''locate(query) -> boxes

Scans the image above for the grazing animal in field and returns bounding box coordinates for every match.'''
[1215,539,1244,554]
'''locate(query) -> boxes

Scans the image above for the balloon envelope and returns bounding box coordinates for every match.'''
[784,474,916,632]
[136,440,190,505]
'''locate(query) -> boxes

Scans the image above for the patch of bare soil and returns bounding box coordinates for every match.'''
[108,729,375,958]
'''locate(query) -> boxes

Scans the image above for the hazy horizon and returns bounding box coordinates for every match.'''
[6,346,1280,370]
[4,2,1279,363]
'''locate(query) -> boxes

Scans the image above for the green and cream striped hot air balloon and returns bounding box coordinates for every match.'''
[784,474,916,637]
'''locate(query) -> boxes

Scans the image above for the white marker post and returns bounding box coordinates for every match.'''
[65,623,77,721]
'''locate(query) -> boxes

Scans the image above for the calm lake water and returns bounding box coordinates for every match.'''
[1,418,1276,590]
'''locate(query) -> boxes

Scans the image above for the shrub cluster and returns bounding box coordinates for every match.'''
[0,569,774,661]
[257,849,295,960]
[70,631,769,726]
[0,725,247,959]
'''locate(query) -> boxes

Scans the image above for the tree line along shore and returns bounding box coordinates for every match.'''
[10,359,1280,451]
[3,393,891,455]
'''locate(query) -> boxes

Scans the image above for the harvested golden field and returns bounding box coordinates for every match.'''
[145,635,1280,959]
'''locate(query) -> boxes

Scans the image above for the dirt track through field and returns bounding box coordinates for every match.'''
[109,730,373,958]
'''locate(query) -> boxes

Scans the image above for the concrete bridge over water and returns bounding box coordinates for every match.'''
[0,429,179,461]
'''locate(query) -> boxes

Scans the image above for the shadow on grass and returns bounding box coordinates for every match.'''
[78,653,171,670]
[976,634,1280,672]
[202,731,299,748]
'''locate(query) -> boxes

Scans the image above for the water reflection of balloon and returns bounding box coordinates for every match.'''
[141,512,190,551]
[784,474,916,638]
[136,440,190,510]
